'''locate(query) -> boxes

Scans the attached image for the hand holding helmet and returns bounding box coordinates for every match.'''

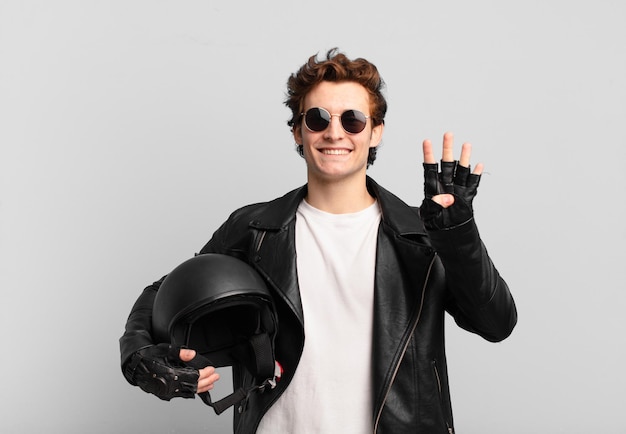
[123,343,199,401]
[179,349,221,394]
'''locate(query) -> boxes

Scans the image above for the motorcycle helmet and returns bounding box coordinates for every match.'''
[152,253,280,414]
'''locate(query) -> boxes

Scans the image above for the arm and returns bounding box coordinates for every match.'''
[420,132,517,342]
[119,281,162,367]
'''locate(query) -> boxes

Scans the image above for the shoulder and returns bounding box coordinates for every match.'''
[204,184,307,251]
[226,184,308,230]
[199,185,305,257]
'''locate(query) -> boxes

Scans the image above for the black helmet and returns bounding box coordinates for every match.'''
[152,253,280,414]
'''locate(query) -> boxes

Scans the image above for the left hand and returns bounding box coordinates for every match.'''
[420,132,483,229]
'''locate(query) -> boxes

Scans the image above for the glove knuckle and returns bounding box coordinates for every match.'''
[131,345,198,401]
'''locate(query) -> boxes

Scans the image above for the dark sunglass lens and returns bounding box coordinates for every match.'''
[341,110,367,133]
[305,108,330,132]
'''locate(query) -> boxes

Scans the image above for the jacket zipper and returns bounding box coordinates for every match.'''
[373,255,436,433]
[255,230,267,254]
[433,360,454,434]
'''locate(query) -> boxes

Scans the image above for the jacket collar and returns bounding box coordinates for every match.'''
[249,176,427,236]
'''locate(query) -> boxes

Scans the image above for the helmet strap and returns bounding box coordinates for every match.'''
[184,333,278,415]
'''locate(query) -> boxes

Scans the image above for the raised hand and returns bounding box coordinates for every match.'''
[420,132,483,230]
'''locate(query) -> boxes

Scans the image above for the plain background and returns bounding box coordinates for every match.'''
[1,1,625,433]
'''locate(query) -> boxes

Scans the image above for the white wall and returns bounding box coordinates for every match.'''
[1,1,624,433]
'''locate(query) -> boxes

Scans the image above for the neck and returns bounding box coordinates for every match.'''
[305,175,374,214]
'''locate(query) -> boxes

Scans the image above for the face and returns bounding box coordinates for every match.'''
[294,81,383,185]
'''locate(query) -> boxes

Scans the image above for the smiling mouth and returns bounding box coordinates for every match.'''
[320,149,350,155]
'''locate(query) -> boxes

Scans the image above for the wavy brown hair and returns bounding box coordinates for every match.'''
[285,48,387,166]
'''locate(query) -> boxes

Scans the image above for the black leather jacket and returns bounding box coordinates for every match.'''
[120,177,517,433]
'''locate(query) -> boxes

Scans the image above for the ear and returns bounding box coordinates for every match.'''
[369,123,384,148]
[293,124,303,145]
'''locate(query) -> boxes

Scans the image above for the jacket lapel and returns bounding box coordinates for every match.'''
[366,178,436,415]
[248,185,308,326]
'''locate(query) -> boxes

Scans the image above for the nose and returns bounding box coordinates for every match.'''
[323,114,344,140]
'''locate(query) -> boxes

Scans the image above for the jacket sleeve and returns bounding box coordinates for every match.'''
[118,278,164,377]
[427,217,517,342]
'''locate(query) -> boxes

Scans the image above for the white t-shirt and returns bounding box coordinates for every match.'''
[257,199,381,434]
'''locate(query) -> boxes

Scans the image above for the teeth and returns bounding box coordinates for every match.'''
[322,149,350,155]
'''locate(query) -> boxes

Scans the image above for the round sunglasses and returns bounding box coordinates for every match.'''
[301,107,370,134]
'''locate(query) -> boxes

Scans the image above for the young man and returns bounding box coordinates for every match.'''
[120,49,517,433]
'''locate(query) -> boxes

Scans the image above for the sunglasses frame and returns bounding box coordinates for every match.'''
[300,107,370,134]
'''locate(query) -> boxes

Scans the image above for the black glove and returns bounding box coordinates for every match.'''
[420,161,481,230]
[123,343,199,401]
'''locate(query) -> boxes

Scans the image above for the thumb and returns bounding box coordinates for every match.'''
[179,348,197,362]
[431,193,455,209]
